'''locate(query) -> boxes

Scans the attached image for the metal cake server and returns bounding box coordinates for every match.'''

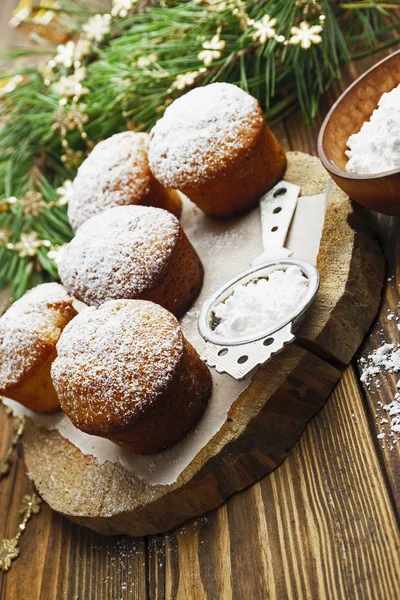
[197,180,323,380]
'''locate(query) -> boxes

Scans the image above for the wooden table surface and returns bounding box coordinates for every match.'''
[1,2,400,599]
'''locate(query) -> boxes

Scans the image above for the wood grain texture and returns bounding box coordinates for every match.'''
[146,368,400,600]
[357,212,400,518]
[0,1,399,597]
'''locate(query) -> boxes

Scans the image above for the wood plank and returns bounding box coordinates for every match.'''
[1,488,149,600]
[0,404,25,600]
[147,367,400,600]
[356,212,400,517]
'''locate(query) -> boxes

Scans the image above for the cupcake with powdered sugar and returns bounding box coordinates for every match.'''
[149,82,286,219]
[59,205,203,317]
[0,283,76,413]
[68,131,181,231]
[51,299,212,454]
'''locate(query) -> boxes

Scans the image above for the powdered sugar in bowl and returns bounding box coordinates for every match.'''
[198,258,319,380]
[318,50,400,215]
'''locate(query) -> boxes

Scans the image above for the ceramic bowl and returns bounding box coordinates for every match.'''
[318,50,400,215]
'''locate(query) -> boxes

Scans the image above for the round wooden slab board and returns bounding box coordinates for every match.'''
[21,152,384,536]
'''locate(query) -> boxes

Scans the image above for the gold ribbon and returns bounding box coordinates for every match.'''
[0,400,42,572]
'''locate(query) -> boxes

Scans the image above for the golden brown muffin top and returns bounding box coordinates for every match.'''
[59,205,180,307]
[51,299,183,434]
[68,131,152,230]
[0,283,76,391]
[148,82,265,188]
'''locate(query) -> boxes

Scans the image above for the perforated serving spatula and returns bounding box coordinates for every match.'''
[197,180,328,380]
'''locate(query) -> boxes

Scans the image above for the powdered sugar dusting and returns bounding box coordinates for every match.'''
[51,300,183,433]
[372,394,400,450]
[149,82,264,188]
[360,343,400,384]
[0,283,75,390]
[68,132,152,230]
[384,399,400,435]
[359,337,400,450]
[59,205,180,307]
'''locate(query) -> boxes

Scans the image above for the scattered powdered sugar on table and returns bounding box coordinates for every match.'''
[68,131,152,230]
[374,395,400,449]
[359,338,400,450]
[214,265,308,337]
[148,82,264,188]
[87,515,210,596]
[384,399,400,433]
[360,343,400,384]
[345,83,400,175]
[90,537,145,596]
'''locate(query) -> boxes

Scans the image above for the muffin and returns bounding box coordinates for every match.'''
[0,283,77,413]
[148,82,286,219]
[51,300,212,454]
[67,131,182,230]
[59,205,203,317]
